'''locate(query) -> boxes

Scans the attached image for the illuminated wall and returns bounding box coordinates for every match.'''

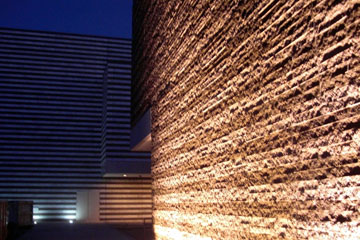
[132,0,360,239]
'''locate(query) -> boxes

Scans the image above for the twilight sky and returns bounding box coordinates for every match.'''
[0,0,132,38]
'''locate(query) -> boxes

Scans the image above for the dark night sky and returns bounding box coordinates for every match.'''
[0,0,132,39]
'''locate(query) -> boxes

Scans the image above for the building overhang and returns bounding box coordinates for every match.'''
[130,109,152,152]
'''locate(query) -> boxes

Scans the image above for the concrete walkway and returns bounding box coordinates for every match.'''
[16,223,135,240]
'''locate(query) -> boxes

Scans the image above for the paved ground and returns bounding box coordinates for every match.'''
[114,225,154,240]
[15,223,138,240]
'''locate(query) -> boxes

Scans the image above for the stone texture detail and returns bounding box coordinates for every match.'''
[132,0,360,239]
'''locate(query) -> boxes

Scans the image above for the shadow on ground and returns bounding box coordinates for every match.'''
[115,224,154,240]
[8,223,154,240]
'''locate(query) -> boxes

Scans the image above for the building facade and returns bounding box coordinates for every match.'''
[132,0,360,239]
[0,27,151,223]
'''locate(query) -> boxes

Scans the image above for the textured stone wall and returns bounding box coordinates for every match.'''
[132,0,360,239]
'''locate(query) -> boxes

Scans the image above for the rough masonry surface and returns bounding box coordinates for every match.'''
[132,0,360,239]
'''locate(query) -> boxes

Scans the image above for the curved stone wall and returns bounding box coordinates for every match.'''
[132,0,360,239]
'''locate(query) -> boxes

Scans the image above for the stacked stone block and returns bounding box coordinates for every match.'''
[132,0,360,239]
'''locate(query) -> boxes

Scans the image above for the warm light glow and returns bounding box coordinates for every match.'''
[123,174,127,177]
[133,0,360,238]
[154,225,212,240]
[34,221,37,225]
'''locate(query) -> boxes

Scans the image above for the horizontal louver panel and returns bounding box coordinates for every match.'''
[0,28,151,223]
